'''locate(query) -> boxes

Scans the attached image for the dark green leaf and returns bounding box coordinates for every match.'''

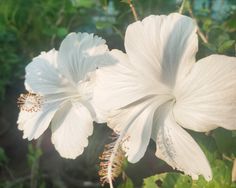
[118,176,134,188]
[218,40,235,53]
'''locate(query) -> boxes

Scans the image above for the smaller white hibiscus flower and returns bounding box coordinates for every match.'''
[17,32,112,159]
[93,13,236,186]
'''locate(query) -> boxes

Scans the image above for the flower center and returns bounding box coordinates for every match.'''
[17,93,43,112]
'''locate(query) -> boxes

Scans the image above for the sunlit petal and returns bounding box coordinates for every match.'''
[51,101,93,159]
[93,49,168,122]
[153,103,212,181]
[25,49,74,95]
[108,95,172,163]
[58,32,110,83]
[125,13,198,88]
[17,101,59,140]
[174,55,236,132]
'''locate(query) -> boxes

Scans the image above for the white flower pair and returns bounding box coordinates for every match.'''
[18,13,236,183]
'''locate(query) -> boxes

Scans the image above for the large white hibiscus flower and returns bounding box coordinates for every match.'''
[17,32,112,159]
[94,13,236,184]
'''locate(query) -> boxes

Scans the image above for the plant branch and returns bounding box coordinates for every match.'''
[232,159,236,182]
[127,0,139,21]
[178,0,186,14]
[188,5,208,44]
[222,154,233,162]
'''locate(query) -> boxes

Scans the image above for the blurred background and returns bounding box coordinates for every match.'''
[0,0,236,187]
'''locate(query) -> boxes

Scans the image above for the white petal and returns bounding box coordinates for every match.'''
[51,101,93,159]
[173,55,236,132]
[153,103,212,181]
[93,49,168,122]
[108,96,172,163]
[125,13,198,88]
[17,102,59,140]
[58,32,110,83]
[25,49,74,95]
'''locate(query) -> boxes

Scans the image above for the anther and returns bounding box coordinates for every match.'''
[17,93,43,112]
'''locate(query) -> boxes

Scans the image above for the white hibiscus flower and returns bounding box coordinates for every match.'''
[17,32,112,159]
[93,13,236,185]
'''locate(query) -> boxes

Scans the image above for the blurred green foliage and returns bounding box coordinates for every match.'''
[142,129,236,188]
[0,0,235,100]
[0,0,236,187]
[0,147,8,166]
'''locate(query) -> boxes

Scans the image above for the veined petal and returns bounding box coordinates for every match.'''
[58,32,111,83]
[108,95,172,163]
[125,13,198,88]
[51,101,93,159]
[17,101,59,140]
[25,49,74,95]
[153,103,212,181]
[173,55,236,132]
[93,49,168,122]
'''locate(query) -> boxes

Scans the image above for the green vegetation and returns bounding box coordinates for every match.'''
[0,0,236,187]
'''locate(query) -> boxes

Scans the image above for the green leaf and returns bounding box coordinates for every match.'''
[212,128,233,154]
[71,0,94,8]
[203,43,217,52]
[190,132,218,163]
[143,173,192,188]
[232,131,236,137]
[118,176,134,188]
[202,18,212,32]
[95,21,112,30]
[218,40,235,53]
[142,159,236,188]
[143,174,159,188]
[27,143,42,167]
[56,27,69,38]
[120,0,130,4]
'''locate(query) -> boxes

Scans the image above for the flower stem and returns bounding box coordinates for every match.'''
[30,137,43,188]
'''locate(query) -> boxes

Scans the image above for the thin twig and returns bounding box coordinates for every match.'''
[188,6,208,44]
[222,154,233,162]
[232,159,236,182]
[178,0,186,14]
[127,0,139,21]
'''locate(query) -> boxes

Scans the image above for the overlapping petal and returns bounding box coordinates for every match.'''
[58,32,110,83]
[25,49,74,95]
[153,103,212,181]
[125,13,198,88]
[173,55,236,132]
[93,13,230,182]
[108,95,172,163]
[51,101,93,159]
[93,49,168,122]
[18,32,112,160]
